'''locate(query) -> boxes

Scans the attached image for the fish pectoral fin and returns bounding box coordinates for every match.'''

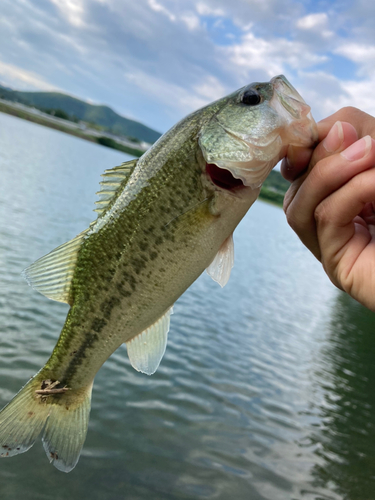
[206,233,234,288]
[94,159,138,216]
[126,307,173,375]
[22,229,90,304]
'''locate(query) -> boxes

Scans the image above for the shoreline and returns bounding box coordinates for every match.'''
[0,101,145,158]
[0,101,284,207]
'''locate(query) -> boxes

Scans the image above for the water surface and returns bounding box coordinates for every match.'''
[1,112,375,499]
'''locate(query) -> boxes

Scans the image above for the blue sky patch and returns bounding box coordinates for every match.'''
[201,15,243,46]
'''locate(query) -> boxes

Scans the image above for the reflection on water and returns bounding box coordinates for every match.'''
[309,293,375,499]
[1,112,375,499]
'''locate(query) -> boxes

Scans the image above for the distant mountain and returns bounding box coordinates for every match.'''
[0,83,13,92]
[0,86,161,144]
[259,169,290,206]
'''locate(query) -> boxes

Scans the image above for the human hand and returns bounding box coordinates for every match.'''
[281,108,375,311]
[281,107,375,182]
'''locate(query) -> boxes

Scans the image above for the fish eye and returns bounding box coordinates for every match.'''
[241,89,261,106]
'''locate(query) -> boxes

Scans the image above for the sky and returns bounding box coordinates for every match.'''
[1,0,375,133]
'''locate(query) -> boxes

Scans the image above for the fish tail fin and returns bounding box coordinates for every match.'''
[0,377,49,458]
[42,382,93,472]
[0,374,93,472]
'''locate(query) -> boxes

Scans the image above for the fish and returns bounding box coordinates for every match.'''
[0,75,317,472]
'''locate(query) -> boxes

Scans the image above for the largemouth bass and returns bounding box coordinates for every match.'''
[0,75,317,472]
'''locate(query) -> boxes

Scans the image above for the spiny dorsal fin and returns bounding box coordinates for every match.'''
[94,159,138,216]
[22,160,138,304]
[22,229,89,304]
[126,307,173,375]
[206,233,234,288]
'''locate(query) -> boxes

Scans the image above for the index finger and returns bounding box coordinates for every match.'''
[281,106,375,182]
[283,121,359,216]
[317,106,375,140]
[307,120,358,174]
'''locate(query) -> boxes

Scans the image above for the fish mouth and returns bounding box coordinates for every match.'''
[200,75,318,191]
[206,163,246,191]
[270,75,318,146]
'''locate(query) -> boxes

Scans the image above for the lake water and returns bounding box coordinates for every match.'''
[1,112,375,500]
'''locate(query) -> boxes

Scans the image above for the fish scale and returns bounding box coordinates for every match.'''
[0,75,317,472]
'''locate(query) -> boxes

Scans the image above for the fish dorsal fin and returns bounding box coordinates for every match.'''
[22,160,138,304]
[206,233,234,288]
[22,229,89,304]
[126,307,173,375]
[94,159,138,216]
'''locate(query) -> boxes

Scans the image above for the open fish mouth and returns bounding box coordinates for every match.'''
[206,162,245,191]
[205,131,283,190]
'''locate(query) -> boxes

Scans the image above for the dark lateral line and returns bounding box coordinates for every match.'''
[62,331,100,382]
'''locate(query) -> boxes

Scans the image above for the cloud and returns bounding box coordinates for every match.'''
[335,43,375,77]
[181,12,200,31]
[224,31,327,84]
[196,0,304,33]
[293,70,375,123]
[192,75,227,102]
[294,71,349,121]
[1,0,375,133]
[124,69,228,121]
[0,61,60,91]
[196,2,226,18]
[296,12,334,39]
[340,78,375,116]
[148,0,176,22]
[49,0,86,27]
[342,0,375,44]
[297,13,328,30]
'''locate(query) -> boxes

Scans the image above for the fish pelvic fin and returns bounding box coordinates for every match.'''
[0,374,93,473]
[126,307,173,375]
[206,233,234,288]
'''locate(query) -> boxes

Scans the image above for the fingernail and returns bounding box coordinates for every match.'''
[281,157,290,172]
[322,121,344,153]
[341,136,372,161]
[280,157,295,182]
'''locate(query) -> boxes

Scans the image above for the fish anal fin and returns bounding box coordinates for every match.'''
[22,229,89,304]
[126,307,173,375]
[206,233,234,288]
[94,159,138,216]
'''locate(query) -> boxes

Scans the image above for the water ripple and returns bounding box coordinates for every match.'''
[1,113,374,500]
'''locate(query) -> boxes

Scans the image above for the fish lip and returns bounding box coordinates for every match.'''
[270,75,318,145]
[271,75,310,117]
[271,75,305,102]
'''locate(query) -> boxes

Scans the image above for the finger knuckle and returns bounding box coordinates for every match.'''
[339,106,362,120]
[311,160,326,183]
[283,192,292,214]
[285,206,303,232]
[314,201,330,226]
[350,172,366,193]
